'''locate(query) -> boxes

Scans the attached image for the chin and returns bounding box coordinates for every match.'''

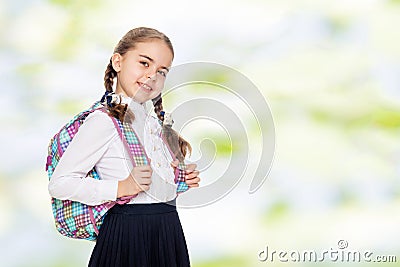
[133,93,155,104]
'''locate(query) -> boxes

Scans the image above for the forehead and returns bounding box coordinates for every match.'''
[125,40,173,67]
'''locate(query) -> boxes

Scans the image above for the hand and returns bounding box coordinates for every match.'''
[185,163,200,188]
[117,165,153,198]
[170,160,200,188]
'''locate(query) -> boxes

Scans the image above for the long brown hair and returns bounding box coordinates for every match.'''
[103,27,191,159]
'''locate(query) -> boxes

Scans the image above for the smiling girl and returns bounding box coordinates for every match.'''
[48,27,200,267]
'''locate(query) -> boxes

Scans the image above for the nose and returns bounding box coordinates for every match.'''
[147,70,157,81]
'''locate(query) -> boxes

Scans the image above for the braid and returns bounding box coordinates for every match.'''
[104,59,116,92]
[103,58,130,122]
[153,96,165,122]
[178,135,192,159]
[103,27,174,123]
[154,96,192,159]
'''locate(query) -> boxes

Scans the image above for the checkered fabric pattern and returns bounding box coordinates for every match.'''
[46,101,190,241]
[176,162,189,193]
[157,118,189,194]
[46,102,113,241]
[116,116,188,193]
[115,119,149,166]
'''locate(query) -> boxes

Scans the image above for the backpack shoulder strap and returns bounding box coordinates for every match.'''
[159,125,190,194]
[97,109,150,167]
[98,110,189,193]
[46,102,103,174]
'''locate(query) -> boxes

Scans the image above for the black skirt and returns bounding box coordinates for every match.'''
[88,200,190,267]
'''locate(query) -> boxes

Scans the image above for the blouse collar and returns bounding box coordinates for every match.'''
[118,94,158,124]
[119,94,146,113]
[118,93,162,135]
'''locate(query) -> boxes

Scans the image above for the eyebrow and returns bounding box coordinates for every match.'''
[139,54,170,72]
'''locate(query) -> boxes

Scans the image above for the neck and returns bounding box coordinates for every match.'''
[115,88,144,105]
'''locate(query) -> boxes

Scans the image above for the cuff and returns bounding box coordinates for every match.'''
[98,180,119,203]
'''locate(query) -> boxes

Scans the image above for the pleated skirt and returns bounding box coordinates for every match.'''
[88,200,190,267]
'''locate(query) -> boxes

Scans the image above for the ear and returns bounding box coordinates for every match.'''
[111,53,122,72]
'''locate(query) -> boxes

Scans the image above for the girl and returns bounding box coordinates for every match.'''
[48,27,200,266]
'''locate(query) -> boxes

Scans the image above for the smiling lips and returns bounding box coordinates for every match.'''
[138,82,153,92]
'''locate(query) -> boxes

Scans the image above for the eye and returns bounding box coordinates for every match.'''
[157,70,167,77]
[140,61,149,67]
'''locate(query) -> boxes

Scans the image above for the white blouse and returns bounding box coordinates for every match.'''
[48,95,178,206]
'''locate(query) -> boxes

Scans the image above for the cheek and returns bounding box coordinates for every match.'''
[155,79,166,91]
[122,64,144,79]
[131,68,145,79]
[119,70,135,84]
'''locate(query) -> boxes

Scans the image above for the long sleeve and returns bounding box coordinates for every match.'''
[48,96,182,205]
[48,110,121,206]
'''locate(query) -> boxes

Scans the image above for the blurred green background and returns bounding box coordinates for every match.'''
[1,0,399,266]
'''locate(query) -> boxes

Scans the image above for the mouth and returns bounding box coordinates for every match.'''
[138,82,153,92]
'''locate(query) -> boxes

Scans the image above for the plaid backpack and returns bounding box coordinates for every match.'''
[45,101,188,241]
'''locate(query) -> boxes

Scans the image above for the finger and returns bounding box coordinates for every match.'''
[136,176,152,185]
[185,171,200,179]
[186,175,200,182]
[186,177,200,185]
[185,163,197,172]
[139,171,153,178]
[141,177,152,185]
[141,184,150,191]
[188,182,200,188]
[137,165,153,172]
[134,170,153,177]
